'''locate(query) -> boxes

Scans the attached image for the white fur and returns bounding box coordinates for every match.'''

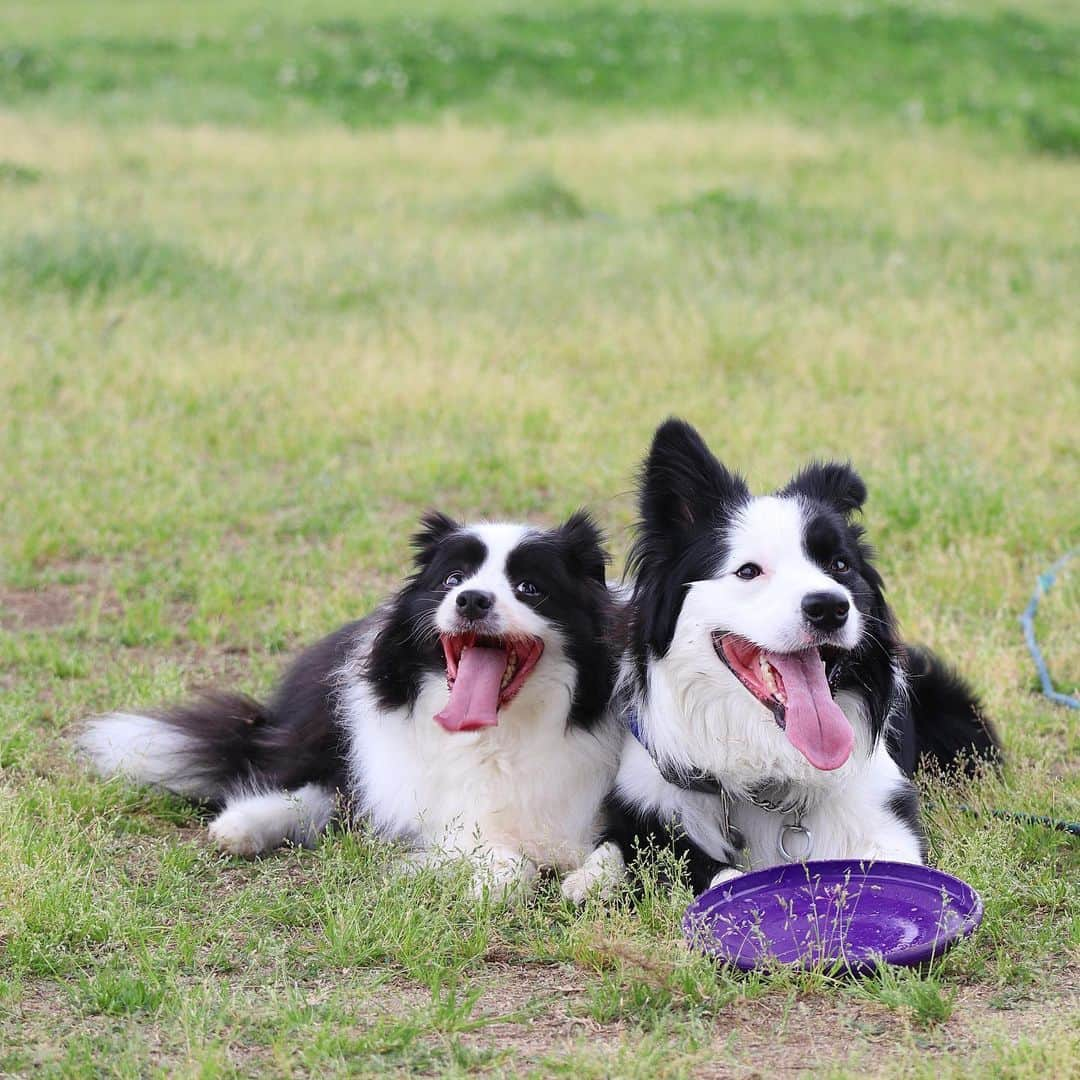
[632,628,872,801]
[560,840,625,903]
[709,496,863,654]
[342,647,619,881]
[209,784,335,857]
[78,521,620,898]
[614,734,738,862]
[709,867,744,889]
[77,713,219,799]
[435,523,551,641]
[631,496,869,799]
[725,742,923,869]
[601,493,922,890]
[609,712,921,888]
[341,523,621,894]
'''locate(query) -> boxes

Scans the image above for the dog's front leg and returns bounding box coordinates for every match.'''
[561,840,626,904]
[707,865,745,890]
[468,845,539,903]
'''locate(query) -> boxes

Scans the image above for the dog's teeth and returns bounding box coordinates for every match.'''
[760,659,779,695]
[501,656,518,691]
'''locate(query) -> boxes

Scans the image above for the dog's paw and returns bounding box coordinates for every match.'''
[708,866,744,890]
[560,866,599,905]
[469,850,538,904]
[561,842,625,905]
[208,812,263,858]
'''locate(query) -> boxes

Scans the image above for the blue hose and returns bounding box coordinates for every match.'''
[1019,550,1078,710]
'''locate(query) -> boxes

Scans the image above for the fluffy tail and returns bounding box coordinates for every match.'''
[77,693,274,804]
[905,646,1002,777]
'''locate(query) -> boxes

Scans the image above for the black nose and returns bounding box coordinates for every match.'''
[456,589,495,621]
[801,591,850,633]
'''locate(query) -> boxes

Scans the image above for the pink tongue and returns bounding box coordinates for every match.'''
[766,650,854,771]
[434,646,508,733]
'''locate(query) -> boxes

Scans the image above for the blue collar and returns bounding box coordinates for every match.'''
[625,705,649,750]
[623,703,726,797]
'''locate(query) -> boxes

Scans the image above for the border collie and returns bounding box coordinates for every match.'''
[78,511,621,900]
[567,420,1000,898]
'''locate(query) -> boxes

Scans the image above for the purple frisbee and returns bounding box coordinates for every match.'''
[683,860,983,973]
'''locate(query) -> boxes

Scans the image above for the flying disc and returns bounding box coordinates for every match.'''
[683,860,982,973]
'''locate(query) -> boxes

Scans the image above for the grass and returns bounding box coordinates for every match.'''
[0,2,1077,154]
[0,0,1077,1075]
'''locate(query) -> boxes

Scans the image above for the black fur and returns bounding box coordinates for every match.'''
[505,512,617,726]
[626,418,750,680]
[781,460,867,515]
[150,620,362,806]
[887,785,928,861]
[602,793,724,896]
[140,511,617,807]
[787,473,899,747]
[366,521,486,710]
[900,645,1001,778]
[607,419,1002,892]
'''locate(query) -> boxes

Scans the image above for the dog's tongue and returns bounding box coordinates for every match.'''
[435,646,507,733]
[767,649,854,771]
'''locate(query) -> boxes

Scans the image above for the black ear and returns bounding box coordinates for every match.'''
[782,461,867,516]
[639,418,748,534]
[556,509,609,585]
[411,511,460,566]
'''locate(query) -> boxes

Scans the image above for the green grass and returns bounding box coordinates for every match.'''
[1,0,1078,1075]
[0,2,1077,154]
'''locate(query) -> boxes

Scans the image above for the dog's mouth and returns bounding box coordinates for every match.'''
[435,634,545,733]
[713,633,854,771]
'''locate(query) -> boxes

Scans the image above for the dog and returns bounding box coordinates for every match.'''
[78,510,621,901]
[567,420,1001,898]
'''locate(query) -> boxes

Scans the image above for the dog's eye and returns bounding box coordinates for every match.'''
[444,571,465,588]
[734,563,763,580]
[515,580,541,598]
[830,557,850,574]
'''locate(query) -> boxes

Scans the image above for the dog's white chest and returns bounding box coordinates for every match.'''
[344,673,617,870]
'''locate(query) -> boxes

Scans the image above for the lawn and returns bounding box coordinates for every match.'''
[1,0,1078,1075]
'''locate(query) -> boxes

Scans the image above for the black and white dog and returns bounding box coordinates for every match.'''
[566,420,1000,899]
[79,511,621,900]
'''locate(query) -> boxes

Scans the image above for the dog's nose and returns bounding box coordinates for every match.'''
[456,589,495,621]
[801,591,850,633]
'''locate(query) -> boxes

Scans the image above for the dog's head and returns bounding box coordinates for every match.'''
[369,510,616,732]
[629,419,897,774]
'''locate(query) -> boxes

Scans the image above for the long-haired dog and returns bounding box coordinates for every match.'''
[79,511,621,900]
[565,420,1000,899]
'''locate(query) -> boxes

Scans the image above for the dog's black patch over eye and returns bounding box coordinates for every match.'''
[504,512,618,728]
[734,563,763,580]
[444,571,465,587]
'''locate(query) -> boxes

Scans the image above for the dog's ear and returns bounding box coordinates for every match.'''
[639,418,748,535]
[556,509,609,585]
[411,511,460,566]
[782,461,867,516]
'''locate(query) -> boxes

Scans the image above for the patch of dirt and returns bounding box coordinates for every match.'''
[695,969,1079,1079]
[0,560,119,632]
[0,585,79,631]
[112,642,263,690]
[6,955,1076,1078]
